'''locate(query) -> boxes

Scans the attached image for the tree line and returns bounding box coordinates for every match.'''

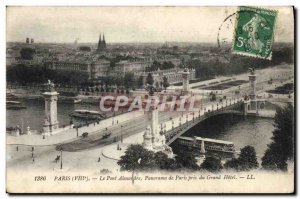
[100,72,143,89]
[188,47,293,81]
[118,144,259,172]
[7,64,89,86]
[6,64,147,90]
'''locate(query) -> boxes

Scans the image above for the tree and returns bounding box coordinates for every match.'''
[154,151,174,170]
[118,145,183,171]
[161,61,174,70]
[137,76,144,88]
[146,73,154,86]
[238,146,259,170]
[162,76,170,91]
[200,156,223,173]
[124,72,135,89]
[175,150,199,170]
[261,104,294,171]
[224,158,240,171]
[146,61,161,71]
[224,145,258,171]
[117,144,157,171]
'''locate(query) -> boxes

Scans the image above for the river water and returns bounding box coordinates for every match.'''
[7,99,275,156]
[183,114,274,156]
[6,99,101,132]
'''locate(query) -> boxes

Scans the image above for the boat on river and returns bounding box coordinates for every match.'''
[58,97,82,104]
[6,101,26,110]
[69,109,104,120]
[177,136,235,154]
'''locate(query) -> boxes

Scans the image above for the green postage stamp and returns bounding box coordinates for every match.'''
[233,6,277,60]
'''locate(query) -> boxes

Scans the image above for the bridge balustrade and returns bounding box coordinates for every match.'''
[165,99,244,145]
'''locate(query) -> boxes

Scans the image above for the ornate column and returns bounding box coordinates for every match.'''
[181,68,190,94]
[42,80,59,136]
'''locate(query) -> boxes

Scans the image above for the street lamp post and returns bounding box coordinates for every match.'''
[172,120,174,130]
[186,114,188,125]
[60,148,63,170]
[121,125,123,143]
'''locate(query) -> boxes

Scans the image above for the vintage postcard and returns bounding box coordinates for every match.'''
[6,6,294,193]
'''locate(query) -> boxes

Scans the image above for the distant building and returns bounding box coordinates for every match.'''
[91,60,111,78]
[110,60,151,76]
[97,33,106,52]
[141,68,196,87]
[45,59,110,79]
[109,58,181,77]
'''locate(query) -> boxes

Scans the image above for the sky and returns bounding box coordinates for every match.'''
[6,6,294,43]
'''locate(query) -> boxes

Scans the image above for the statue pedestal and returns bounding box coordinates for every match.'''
[43,122,59,136]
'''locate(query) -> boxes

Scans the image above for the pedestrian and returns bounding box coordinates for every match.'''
[16,146,18,151]
[117,120,118,124]
[32,146,34,151]
[98,157,101,162]
[32,158,35,163]
[31,152,34,158]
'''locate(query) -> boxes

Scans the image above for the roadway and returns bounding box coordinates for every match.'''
[56,108,184,151]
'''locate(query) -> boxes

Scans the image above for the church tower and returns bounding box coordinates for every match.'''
[97,33,106,52]
[102,34,106,49]
[97,34,102,52]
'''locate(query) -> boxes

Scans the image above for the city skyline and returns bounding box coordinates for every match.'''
[7,6,294,43]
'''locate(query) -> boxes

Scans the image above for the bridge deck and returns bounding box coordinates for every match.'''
[165,100,244,145]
